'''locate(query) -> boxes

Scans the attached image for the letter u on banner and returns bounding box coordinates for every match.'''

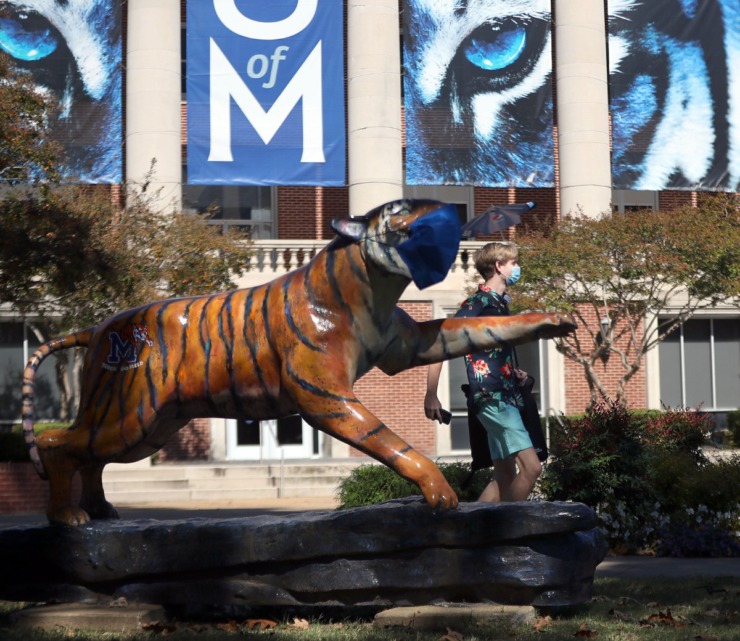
[187,1,345,186]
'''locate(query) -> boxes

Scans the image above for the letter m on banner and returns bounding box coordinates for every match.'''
[187,1,345,186]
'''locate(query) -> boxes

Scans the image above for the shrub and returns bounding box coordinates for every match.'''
[539,403,739,555]
[539,401,653,510]
[0,423,71,462]
[650,451,703,514]
[727,409,740,447]
[652,452,740,517]
[642,405,711,462]
[336,461,493,509]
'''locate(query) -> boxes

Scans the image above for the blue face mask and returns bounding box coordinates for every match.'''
[506,265,521,286]
[396,204,462,289]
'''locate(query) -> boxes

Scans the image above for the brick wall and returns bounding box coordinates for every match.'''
[278,187,324,239]
[0,463,80,515]
[352,302,435,457]
[659,191,696,209]
[159,418,212,461]
[564,305,647,414]
[322,187,351,236]
[514,187,559,232]
[277,186,351,240]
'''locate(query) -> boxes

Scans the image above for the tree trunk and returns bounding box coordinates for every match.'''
[54,353,72,421]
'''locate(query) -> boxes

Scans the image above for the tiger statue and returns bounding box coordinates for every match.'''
[23,199,576,526]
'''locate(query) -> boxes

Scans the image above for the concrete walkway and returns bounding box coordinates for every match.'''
[595,555,740,578]
[0,497,340,528]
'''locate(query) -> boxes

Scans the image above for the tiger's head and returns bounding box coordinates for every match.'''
[331,199,462,289]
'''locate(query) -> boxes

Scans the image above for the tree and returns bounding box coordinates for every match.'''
[0,182,253,419]
[514,195,740,406]
[0,52,61,182]
[1,50,254,420]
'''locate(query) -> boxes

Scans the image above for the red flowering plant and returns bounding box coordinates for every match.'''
[539,402,739,555]
[540,401,652,511]
[642,404,712,463]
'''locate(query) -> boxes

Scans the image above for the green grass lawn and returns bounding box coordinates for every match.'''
[1,576,738,640]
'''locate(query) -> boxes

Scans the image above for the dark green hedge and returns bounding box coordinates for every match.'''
[0,424,71,462]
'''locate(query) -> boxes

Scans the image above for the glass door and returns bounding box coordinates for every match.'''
[226,415,319,460]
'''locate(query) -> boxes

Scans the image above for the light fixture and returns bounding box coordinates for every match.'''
[596,315,611,362]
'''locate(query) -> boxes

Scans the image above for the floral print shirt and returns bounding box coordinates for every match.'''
[456,285,524,413]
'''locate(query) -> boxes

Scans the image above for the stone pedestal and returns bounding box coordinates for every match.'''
[0,498,607,618]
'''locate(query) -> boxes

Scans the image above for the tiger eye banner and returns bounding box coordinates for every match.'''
[0,0,122,183]
[187,0,346,186]
[402,0,554,188]
[608,0,740,191]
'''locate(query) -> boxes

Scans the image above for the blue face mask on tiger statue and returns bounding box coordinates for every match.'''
[396,204,462,289]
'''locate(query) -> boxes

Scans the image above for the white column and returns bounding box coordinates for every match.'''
[555,0,612,218]
[126,0,182,213]
[644,311,662,410]
[347,0,403,217]
[545,341,567,415]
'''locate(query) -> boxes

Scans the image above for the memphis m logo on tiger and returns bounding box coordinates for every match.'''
[104,324,154,371]
[22,199,575,526]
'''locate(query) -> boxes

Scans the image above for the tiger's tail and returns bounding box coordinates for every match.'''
[22,328,95,479]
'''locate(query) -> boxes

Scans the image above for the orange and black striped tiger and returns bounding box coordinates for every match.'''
[23,199,576,525]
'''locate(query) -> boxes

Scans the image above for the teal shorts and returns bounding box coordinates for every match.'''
[477,402,533,460]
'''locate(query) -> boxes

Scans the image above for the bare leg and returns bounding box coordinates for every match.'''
[501,448,542,502]
[478,460,516,502]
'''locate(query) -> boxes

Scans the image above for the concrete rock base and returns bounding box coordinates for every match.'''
[10,603,168,633]
[0,498,607,617]
[373,603,536,631]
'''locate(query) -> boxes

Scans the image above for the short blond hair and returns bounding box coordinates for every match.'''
[474,241,518,280]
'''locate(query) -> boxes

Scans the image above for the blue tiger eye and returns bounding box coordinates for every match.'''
[464,26,526,71]
[0,17,58,61]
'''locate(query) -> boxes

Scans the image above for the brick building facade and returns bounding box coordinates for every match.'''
[2,1,737,468]
[154,2,738,462]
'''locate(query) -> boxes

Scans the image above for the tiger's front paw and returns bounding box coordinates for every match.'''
[420,476,459,511]
[47,506,91,527]
[81,499,120,521]
[537,313,577,339]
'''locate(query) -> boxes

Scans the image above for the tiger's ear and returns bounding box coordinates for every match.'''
[331,216,369,240]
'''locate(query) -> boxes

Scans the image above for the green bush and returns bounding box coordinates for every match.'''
[0,423,71,462]
[539,401,654,510]
[336,461,494,509]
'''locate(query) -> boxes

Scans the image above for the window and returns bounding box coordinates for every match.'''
[182,178,276,238]
[612,190,658,214]
[0,322,62,424]
[659,317,740,413]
